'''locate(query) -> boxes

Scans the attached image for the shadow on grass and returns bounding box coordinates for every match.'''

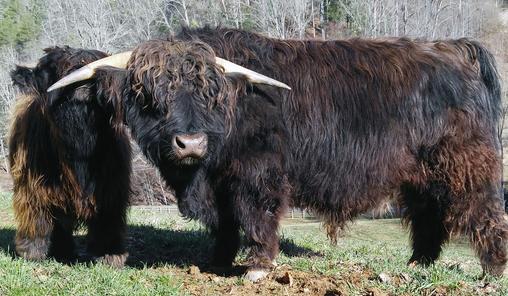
[0,224,321,277]
[0,227,15,255]
[125,225,212,268]
[124,225,322,276]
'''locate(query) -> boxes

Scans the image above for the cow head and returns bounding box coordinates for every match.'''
[47,40,289,183]
[13,46,107,101]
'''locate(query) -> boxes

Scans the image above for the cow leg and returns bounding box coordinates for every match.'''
[402,183,449,266]
[235,181,288,282]
[211,214,240,267]
[447,183,508,276]
[86,203,128,268]
[48,215,76,262]
[226,170,289,281]
[13,199,53,261]
[241,210,280,282]
[418,137,508,276]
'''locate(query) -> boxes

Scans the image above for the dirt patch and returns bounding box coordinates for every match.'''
[167,264,377,296]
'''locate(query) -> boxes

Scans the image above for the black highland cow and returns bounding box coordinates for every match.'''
[50,28,508,280]
[9,47,131,266]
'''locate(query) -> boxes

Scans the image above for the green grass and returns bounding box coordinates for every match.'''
[0,193,507,295]
[0,194,182,296]
[277,219,506,295]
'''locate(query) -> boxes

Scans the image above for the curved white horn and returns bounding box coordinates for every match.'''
[215,57,291,90]
[47,51,132,92]
[18,63,37,68]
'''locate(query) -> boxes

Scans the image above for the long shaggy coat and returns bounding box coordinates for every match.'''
[9,47,131,266]
[175,28,507,275]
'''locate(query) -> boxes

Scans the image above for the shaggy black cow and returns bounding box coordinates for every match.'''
[49,28,508,280]
[9,47,131,266]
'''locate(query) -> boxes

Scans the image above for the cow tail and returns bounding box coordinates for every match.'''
[474,41,501,111]
[461,40,501,121]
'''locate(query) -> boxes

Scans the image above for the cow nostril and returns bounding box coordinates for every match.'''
[174,136,186,150]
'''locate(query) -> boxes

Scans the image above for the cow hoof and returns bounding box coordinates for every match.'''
[407,255,433,267]
[245,269,269,282]
[96,252,129,268]
[15,236,50,261]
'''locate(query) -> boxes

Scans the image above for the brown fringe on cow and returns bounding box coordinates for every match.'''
[9,47,131,266]
[50,27,508,280]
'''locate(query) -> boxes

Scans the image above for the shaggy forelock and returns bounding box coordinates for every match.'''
[126,40,239,127]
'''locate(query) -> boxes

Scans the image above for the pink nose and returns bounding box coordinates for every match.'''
[172,133,208,159]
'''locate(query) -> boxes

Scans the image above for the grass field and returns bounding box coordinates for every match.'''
[0,193,507,296]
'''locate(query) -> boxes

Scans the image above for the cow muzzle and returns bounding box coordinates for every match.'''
[172,133,208,160]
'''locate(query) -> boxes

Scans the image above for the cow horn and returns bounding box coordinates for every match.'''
[215,57,291,90]
[47,51,133,92]
[19,63,37,68]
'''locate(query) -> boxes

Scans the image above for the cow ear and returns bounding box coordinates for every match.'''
[94,66,129,106]
[10,65,35,92]
[93,66,130,126]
